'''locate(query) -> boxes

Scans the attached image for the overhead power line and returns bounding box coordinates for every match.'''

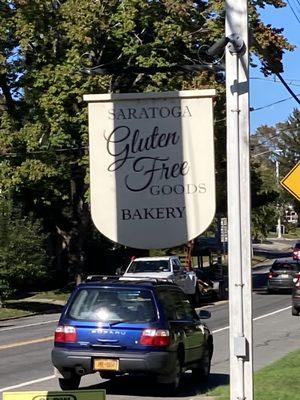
[0,146,89,159]
[287,0,300,24]
[251,93,300,111]
[251,76,300,87]
[274,72,300,105]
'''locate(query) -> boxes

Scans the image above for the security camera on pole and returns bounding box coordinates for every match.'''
[225,1,253,400]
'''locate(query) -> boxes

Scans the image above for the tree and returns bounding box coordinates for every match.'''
[0,0,294,283]
[251,109,300,221]
[0,196,47,304]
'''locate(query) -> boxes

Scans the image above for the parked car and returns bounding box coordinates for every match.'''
[122,256,200,305]
[267,258,300,293]
[291,273,300,315]
[292,242,300,261]
[52,277,213,393]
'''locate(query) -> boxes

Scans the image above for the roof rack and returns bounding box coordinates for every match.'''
[85,275,175,284]
[119,276,175,284]
[85,275,119,282]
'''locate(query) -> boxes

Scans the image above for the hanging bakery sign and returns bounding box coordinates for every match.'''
[84,90,216,249]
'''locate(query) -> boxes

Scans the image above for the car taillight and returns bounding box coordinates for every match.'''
[140,329,170,347]
[294,273,300,286]
[268,271,278,279]
[54,325,77,343]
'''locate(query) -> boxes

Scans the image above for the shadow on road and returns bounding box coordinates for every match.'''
[253,250,291,260]
[82,372,229,398]
[255,289,292,296]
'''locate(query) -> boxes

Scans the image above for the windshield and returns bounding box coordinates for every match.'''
[127,260,170,273]
[67,287,157,323]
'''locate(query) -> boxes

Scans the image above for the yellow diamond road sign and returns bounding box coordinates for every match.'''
[280,161,300,201]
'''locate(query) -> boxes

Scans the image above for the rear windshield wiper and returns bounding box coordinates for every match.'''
[109,319,131,326]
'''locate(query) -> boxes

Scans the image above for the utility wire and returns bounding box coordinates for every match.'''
[251,76,300,87]
[287,0,300,24]
[274,72,300,105]
[0,146,89,158]
[251,93,300,111]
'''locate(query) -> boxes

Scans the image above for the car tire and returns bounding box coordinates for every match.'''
[267,288,273,294]
[58,373,81,390]
[160,357,182,395]
[193,286,201,307]
[192,347,211,382]
[212,282,226,301]
[292,305,299,316]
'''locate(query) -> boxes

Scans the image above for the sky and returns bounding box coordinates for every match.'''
[250,2,300,133]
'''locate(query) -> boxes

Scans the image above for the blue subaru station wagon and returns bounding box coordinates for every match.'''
[52,277,213,393]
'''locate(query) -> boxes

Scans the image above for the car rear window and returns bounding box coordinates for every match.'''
[272,263,300,271]
[67,287,157,323]
[127,260,170,273]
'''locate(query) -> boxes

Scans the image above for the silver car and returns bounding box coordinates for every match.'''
[267,258,300,293]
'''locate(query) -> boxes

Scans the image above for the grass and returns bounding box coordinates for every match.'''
[30,288,72,302]
[268,227,300,239]
[0,301,64,319]
[207,348,300,400]
[0,306,33,319]
[0,288,71,320]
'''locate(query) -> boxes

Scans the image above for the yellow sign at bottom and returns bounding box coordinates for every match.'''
[3,389,106,400]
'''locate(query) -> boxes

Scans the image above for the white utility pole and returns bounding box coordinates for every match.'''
[226,1,253,400]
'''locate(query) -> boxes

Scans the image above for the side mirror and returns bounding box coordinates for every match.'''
[198,309,211,319]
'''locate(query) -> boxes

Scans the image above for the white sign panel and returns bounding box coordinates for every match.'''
[84,90,216,249]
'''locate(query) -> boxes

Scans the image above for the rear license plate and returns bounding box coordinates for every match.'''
[93,358,119,371]
[281,274,289,278]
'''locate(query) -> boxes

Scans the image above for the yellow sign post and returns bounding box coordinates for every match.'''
[280,161,300,201]
[3,390,106,400]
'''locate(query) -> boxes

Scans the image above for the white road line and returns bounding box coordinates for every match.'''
[0,320,58,332]
[253,305,291,321]
[212,325,229,333]
[0,375,55,392]
[212,305,292,334]
[0,304,292,393]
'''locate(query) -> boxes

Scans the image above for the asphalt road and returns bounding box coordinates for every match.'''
[0,247,299,399]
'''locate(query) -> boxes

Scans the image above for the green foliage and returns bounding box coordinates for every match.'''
[0,0,295,285]
[252,204,278,240]
[0,197,48,300]
[251,109,300,218]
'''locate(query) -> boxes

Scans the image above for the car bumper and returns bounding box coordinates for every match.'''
[267,280,293,290]
[52,347,176,376]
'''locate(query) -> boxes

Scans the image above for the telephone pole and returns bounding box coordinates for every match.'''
[226,1,253,399]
